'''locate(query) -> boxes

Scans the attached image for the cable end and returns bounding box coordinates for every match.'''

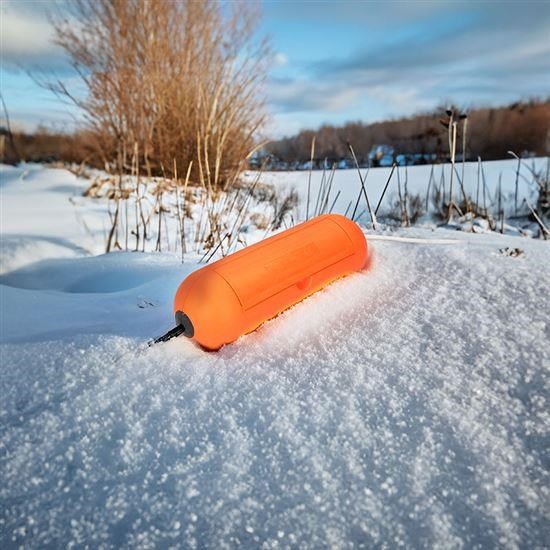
[150,324,185,346]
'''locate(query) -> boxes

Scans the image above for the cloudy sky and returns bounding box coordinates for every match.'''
[1,0,549,137]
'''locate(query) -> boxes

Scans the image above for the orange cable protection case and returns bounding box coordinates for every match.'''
[173,214,369,350]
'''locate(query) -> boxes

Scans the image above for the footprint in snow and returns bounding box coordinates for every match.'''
[498,247,524,258]
[137,299,158,309]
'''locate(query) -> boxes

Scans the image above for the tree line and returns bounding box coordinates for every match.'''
[266,100,550,165]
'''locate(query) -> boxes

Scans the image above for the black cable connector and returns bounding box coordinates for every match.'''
[149,312,194,347]
[150,324,186,346]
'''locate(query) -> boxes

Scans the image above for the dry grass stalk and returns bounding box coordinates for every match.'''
[348,142,376,228]
[396,166,406,225]
[313,160,326,218]
[328,190,341,214]
[498,174,503,234]
[306,136,315,220]
[447,121,457,222]
[319,163,337,215]
[425,164,435,213]
[525,200,550,239]
[344,201,353,218]
[375,163,397,216]
[403,165,411,226]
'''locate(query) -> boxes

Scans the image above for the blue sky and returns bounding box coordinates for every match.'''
[1,0,549,137]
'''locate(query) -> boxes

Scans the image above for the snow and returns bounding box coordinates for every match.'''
[1,163,549,547]
[0,164,106,273]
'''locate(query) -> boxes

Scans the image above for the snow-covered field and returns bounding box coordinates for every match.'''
[244,156,549,225]
[1,163,549,547]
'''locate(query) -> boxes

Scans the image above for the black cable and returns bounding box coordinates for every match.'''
[150,324,186,346]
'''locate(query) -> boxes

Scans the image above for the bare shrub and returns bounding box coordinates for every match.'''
[387,193,424,225]
[512,155,549,220]
[271,189,299,230]
[250,182,277,204]
[407,194,424,224]
[48,0,269,188]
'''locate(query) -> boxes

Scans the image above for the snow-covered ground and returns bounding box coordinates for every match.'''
[0,164,108,273]
[1,163,549,547]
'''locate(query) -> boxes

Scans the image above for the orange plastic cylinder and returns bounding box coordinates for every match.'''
[173,214,369,350]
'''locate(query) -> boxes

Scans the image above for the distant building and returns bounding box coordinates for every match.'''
[369,145,394,167]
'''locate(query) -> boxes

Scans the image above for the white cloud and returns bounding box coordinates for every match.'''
[366,86,434,114]
[269,77,366,113]
[268,2,550,133]
[0,2,65,69]
[273,53,288,67]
